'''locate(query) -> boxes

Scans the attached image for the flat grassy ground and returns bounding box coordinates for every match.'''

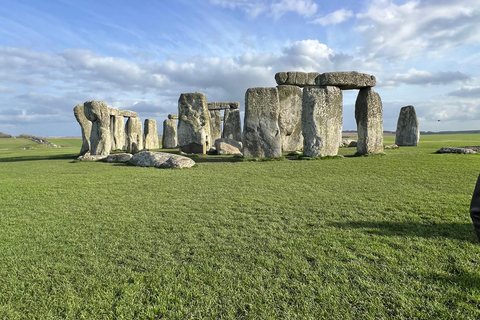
[1,134,480,319]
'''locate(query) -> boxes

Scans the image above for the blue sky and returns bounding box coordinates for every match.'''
[0,0,479,137]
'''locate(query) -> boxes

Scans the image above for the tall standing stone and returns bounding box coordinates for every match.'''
[395,105,419,146]
[302,86,343,157]
[110,115,126,151]
[355,88,383,154]
[209,110,222,144]
[83,101,111,156]
[144,119,159,150]
[162,119,177,149]
[73,103,92,156]
[278,85,303,151]
[243,87,282,158]
[126,117,143,153]
[177,93,211,154]
[223,108,242,142]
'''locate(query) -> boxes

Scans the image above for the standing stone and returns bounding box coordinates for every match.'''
[162,119,178,149]
[144,119,159,150]
[126,117,143,153]
[223,108,242,142]
[243,87,282,158]
[83,101,111,156]
[278,85,303,151]
[177,93,211,154]
[209,110,222,144]
[110,115,126,151]
[395,105,419,146]
[355,88,383,154]
[302,86,343,157]
[73,103,92,156]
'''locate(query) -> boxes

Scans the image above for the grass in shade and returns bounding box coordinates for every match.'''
[0,134,480,319]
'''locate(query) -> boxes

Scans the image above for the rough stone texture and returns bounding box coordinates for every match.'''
[243,87,282,158]
[355,88,384,154]
[162,119,177,149]
[438,147,476,154]
[73,103,92,155]
[278,85,303,151]
[384,144,399,149]
[129,151,196,169]
[215,138,243,155]
[168,114,179,120]
[83,101,111,156]
[275,72,319,87]
[125,117,144,153]
[341,139,354,147]
[104,153,133,163]
[108,107,138,118]
[208,101,240,110]
[302,86,343,157]
[223,109,242,142]
[316,72,376,90]
[77,153,107,161]
[209,110,222,144]
[110,115,126,151]
[144,119,159,150]
[395,105,420,146]
[177,93,212,154]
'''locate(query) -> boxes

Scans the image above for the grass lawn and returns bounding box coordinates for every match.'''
[1,134,480,319]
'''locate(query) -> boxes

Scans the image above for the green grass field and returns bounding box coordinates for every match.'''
[1,134,480,319]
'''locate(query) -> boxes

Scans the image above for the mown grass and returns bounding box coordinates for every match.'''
[1,134,480,319]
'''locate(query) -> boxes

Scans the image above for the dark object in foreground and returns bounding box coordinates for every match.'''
[469,174,480,242]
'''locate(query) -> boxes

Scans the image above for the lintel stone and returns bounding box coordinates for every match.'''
[316,72,376,90]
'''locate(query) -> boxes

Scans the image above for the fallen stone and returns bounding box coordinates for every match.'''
[126,117,144,153]
[215,138,243,155]
[162,119,178,149]
[104,153,133,163]
[223,108,242,142]
[77,153,107,161]
[355,87,383,154]
[395,105,420,146]
[144,119,159,150]
[278,85,303,151]
[341,139,354,147]
[129,151,195,169]
[73,103,92,156]
[438,147,476,154]
[316,72,376,90]
[177,93,212,153]
[83,101,111,156]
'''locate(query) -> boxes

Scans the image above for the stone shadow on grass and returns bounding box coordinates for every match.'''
[328,221,477,243]
[0,153,78,163]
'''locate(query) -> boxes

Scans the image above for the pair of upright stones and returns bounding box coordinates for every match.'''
[243,71,383,158]
[73,101,159,156]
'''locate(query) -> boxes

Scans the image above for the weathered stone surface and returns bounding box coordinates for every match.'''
[177,93,212,154]
[162,119,177,149]
[341,139,354,147]
[108,107,138,118]
[384,144,399,149]
[316,72,376,90]
[104,153,133,163]
[144,119,159,150]
[215,138,243,155]
[275,72,319,87]
[83,101,111,156]
[73,103,92,156]
[223,109,242,142]
[125,117,144,153]
[355,88,383,154]
[208,101,240,110]
[278,85,303,151]
[129,151,195,169]
[438,147,476,154]
[395,105,420,146]
[178,142,206,154]
[209,110,222,143]
[243,87,282,158]
[168,114,179,120]
[302,86,343,157]
[77,153,107,161]
[110,115,126,151]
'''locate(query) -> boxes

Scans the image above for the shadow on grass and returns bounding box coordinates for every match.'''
[0,153,78,162]
[328,220,477,243]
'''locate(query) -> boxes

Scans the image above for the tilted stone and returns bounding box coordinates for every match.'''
[83,101,111,156]
[215,138,243,155]
[437,147,476,154]
[110,115,126,151]
[355,87,383,154]
[316,72,376,90]
[302,86,343,157]
[207,101,240,110]
[168,114,179,120]
[108,107,138,118]
[144,119,159,150]
[275,72,320,87]
[104,153,133,163]
[209,110,222,144]
[73,103,92,156]
[177,93,212,154]
[243,87,282,158]
[126,117,144,153]
[223,108,242,142]
[395,105,420,146]
[278,85,303,152]
[162,119,178,149]
[129,151,195,169]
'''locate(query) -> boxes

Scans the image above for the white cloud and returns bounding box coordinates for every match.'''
[210,0,317,19]
[448,86,480,98]
[389,68,470,86]
[311,9,354,26]
[271,0,318,19]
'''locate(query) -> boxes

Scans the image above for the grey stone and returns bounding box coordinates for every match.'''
[129,151,196,169]
[223,108,242,142]
[275,72,320,87]
[168,114,179,120]
[302,86,343,157]
[108,107,138,118]
[243,87,282,158]
[77,153,107,161]
[125,117,144,153]
[83,101,111,156]
[209,110,222,143]
[438,147,476,154]
[355,88,384,154]
[104,153,133,163]
[277,85,303,151]
[144,119,159,150]
[208,101,240,110]
[395,105,420,146]
[341,139,354,147]
[384,144,399,149]
[73,103,92,156]
[162,119,177,149]
[177,93,212,154]
[215,138,243,155]
[316,72,376,90]
[110,115,126,151]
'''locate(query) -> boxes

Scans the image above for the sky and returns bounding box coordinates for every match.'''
[0,0,479,137]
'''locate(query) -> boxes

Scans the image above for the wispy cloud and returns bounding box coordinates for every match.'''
[388,68,470,86]
[311,9,353,26]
